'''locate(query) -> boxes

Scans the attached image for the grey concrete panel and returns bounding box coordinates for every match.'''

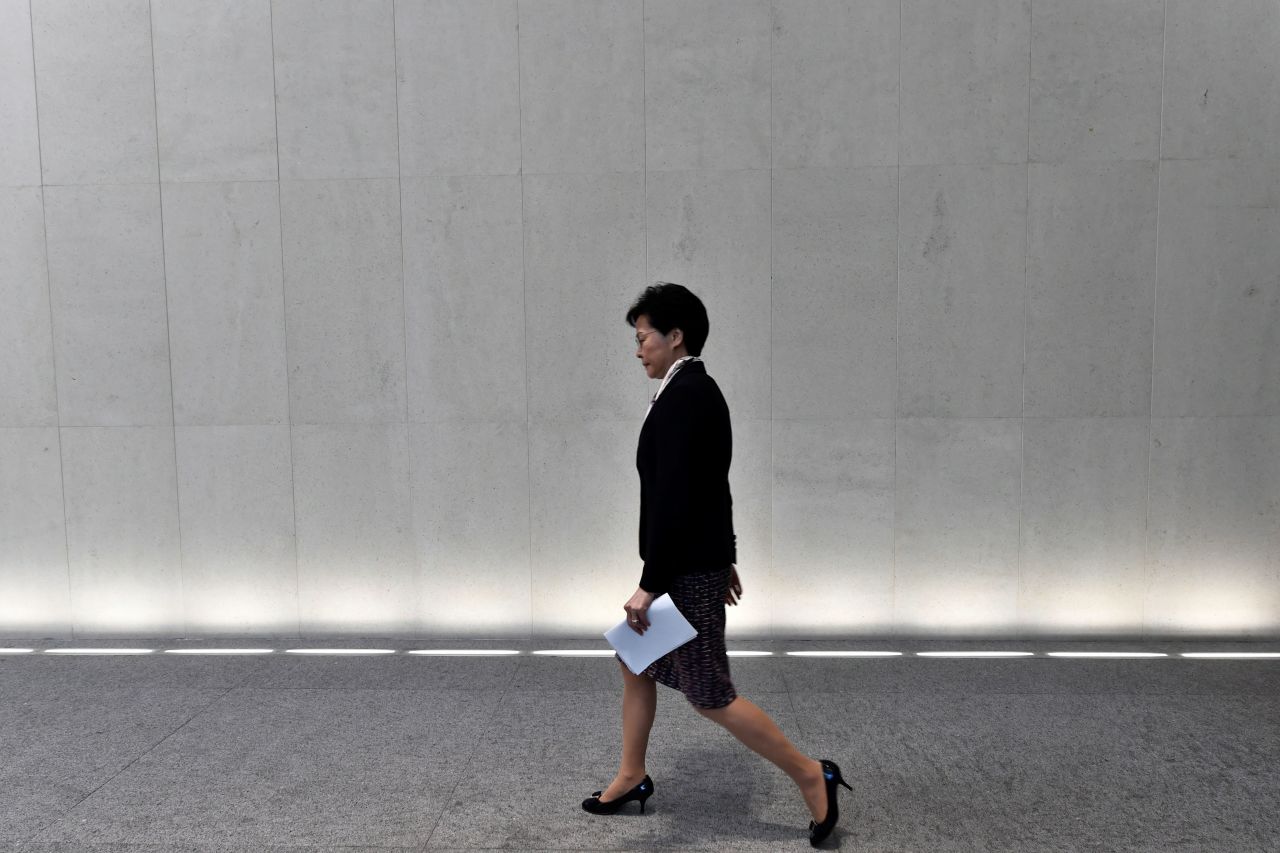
[395,0,520,177]
[1162,0,1280,160]
[0,428,70,637]
[1025,161,1158,417]
[768,417,890,630]
[772,0,898,169]
[401,175,526,423]
[410,420,531,637]
[161,181,289,426]
[291,423,417,633]
[518,0,644,175]
[1153,160,1280,417]
[43,185,172,428]
[0,187,56,427]
[30,0,158,185]
[645,169,770,420]
[900,0,1030,166]
[1146,417,1280,637]
[898,165,1027,417]
[644,0,771,171]
[60,427,183,635]
[280,179,406,424]
[151,0,278,182]
[723,417,772,638]
[1029,0,1163,164]
[894,418,1023,634]
[32,688,490,847]
[271,0,398,180]
[772,420,895,636]
[528,419,640,635]
[522,173,647,421]
[1019,418,1149,636]
[174,426,298,636]
[772,167,897,420]
[0,0,41,186]
[0,687,225,842]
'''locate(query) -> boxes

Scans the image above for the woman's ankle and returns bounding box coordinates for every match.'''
[790,757,823,785]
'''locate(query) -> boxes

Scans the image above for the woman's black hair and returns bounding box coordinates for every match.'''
[625,281,709,357]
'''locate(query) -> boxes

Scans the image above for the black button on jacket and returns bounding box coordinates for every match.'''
[636,359,737,595]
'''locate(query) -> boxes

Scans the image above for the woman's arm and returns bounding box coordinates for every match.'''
[638,385,699,595]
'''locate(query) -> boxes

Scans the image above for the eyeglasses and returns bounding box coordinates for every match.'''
[634,329,664,348]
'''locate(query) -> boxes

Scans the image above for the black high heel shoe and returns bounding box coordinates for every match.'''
[809,759,852,847]
[581,775,654,815]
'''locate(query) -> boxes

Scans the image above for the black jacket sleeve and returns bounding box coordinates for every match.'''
[638,385,698,594]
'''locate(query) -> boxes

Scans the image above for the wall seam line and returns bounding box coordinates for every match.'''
[1143,0,1169,641]
[28,0,75,639]
[516,0,534,640]
[147,0,186,637]
[390,0,416,636]
[265,0,303,639]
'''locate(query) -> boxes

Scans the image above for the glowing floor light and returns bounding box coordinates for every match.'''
[532,649,616,657]
[0,648,34,654]
[727,650,773,657]
[1046,652,1168,658]
[917,651,1035,658]
[284,648,396,655]
[407,649,521,656]
[44,648,155,655]
[163,648,275,655]
[1181,652,1280,659]
[786,651,903,657]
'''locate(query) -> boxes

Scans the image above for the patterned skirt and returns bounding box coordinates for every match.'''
[622,565,738,709]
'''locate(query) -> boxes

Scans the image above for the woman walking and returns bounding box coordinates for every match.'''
[581,282,851,847]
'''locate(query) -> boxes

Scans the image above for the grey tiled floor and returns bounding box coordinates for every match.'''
[0,637,1277,852]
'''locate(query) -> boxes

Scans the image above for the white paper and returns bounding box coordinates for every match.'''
[604,593,698,675]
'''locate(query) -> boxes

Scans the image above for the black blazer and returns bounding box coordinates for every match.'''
[636,359,737,595]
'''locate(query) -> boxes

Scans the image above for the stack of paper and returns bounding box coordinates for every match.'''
[604,593,698,675]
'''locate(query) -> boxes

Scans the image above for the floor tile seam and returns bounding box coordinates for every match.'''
[417,665,520,852]
[21,685,238,844]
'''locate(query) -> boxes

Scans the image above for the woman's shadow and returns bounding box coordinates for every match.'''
[640,746,845,848]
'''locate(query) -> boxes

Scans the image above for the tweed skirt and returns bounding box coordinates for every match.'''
[621,565,738,709]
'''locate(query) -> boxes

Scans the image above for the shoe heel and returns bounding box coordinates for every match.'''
[827,762,853,791]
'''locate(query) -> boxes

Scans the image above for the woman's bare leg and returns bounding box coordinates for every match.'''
[599,661,657,802]
[695,697,829,821]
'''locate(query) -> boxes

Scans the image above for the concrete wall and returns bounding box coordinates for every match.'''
[1,0,1277,639]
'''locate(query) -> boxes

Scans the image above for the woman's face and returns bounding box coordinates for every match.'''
[634,315,684,380]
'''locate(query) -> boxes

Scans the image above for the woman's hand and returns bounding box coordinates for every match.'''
[625,587,656,635]
[725,564,743,606]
